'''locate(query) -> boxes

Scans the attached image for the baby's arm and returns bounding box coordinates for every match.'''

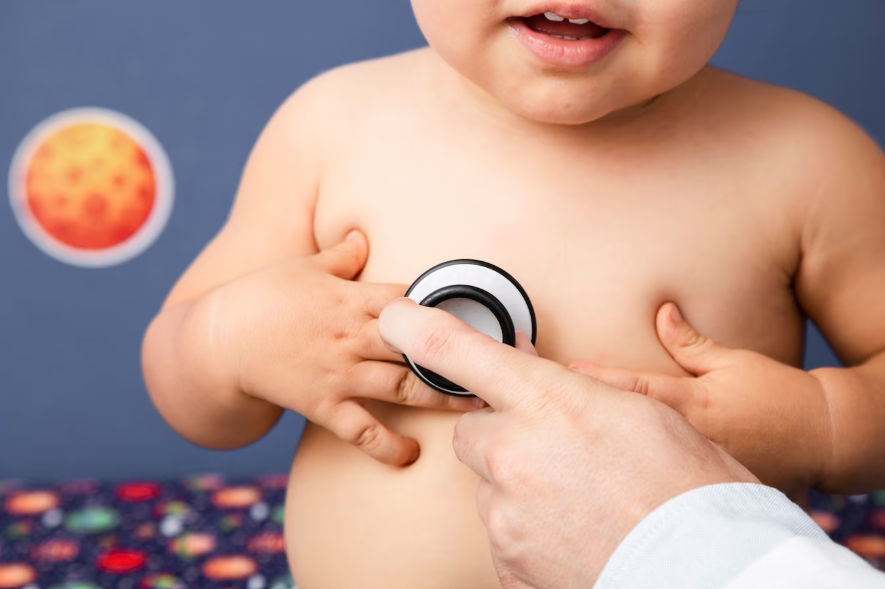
[141,79,325,449]
[794,105,885,493]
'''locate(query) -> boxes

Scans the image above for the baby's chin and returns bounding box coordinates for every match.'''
[505,98,616,126]
[491,87,636,126]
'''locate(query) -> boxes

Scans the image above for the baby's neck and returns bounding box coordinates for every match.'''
[423,48,672,136]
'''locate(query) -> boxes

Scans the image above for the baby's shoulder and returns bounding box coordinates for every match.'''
[264,48,429,164]
[280,48,428,125]
[696,68,881,170]
[695,67,885,231]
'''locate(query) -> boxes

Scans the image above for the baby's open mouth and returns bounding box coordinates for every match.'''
[520,11,610,40]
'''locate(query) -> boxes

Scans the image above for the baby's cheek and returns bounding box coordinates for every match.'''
[636,0,738,65]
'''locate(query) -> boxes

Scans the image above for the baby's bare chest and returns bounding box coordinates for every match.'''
[313,144,805,372]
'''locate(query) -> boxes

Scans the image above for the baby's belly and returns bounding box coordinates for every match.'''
[285,402,501,589]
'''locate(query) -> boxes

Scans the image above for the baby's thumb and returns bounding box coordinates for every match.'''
[315,229,368,280]
[515,330,538,356]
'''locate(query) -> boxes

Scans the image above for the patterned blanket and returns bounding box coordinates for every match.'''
[0,475,883,588]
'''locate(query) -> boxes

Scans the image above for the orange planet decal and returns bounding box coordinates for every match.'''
[8,108,173,267]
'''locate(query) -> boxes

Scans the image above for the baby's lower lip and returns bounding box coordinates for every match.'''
[509,17,625,69]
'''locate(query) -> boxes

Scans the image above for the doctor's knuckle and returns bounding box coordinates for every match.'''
[453,417,469,446]
[485,446,522,485]
[414,320,456,361]
[485,503,509,539]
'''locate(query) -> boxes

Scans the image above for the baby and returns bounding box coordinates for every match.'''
[141,1,885,588]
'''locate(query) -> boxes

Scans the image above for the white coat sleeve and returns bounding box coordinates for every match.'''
[593,483,885,589]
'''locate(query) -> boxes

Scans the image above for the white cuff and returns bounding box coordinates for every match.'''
[593,483,830,589]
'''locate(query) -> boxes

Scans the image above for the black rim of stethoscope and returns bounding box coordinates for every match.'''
[412,284,514,393]
[403,259,537,394]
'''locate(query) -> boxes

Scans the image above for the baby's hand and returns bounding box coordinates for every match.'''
[570,303,832,499]
[201,229,481,466]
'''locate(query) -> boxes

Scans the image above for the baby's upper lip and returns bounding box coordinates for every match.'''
[516,2,616,29]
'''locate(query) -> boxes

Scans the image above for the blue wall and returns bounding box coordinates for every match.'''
[0,0,880,481]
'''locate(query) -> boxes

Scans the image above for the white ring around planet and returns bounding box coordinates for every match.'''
[7,107,174,268]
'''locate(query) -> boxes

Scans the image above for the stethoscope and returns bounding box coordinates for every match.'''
[404,260,536,397]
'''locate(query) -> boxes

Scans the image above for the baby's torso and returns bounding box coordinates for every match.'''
[285,58,805,589]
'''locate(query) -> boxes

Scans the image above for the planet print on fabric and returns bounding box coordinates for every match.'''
[139,573,185,589]
[183,474,224,492]
[810,510,841,534]
[7,107,173,267]
[202,555,258,580]
[218,512,244,531]
[115,482,161,502]
[0,563,36,588]
[169,532,216,560]
[269,574,297,589]
[64,505,120,533]
[96,548,148,573]
[30,538,79,562]
[211,486,262,509]
[846,534,885,558]
[153,500,190,519]
[4,490,59,515]
[5,520,34,540]
[247,532,285,554]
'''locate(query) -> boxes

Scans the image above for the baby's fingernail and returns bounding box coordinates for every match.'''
[669,304,682,324]
[345,229,360,243]
[408,446,420,465]
[472,396,486,409]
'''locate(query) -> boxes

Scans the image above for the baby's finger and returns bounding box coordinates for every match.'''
[325,401,420,466]
[362,282,410,318]
[355,318,405,363]
[349,361,485,413]
[569,362,698,416]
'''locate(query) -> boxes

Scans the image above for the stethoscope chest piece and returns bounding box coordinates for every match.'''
[404,259,536,396]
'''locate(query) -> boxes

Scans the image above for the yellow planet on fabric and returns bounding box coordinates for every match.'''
[8,108,173,267]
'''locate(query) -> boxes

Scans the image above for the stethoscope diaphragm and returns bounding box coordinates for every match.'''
[404,259,536,396]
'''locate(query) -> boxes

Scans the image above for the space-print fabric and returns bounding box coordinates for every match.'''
[0,474,294,589]
[1,475,884,588]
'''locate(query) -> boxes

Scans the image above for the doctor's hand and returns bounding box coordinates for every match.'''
[378,298,759,589]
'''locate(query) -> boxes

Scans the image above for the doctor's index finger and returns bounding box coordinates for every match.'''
[378,297,562,411]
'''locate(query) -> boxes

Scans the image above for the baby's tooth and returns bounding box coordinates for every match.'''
[544,11,565,21]
[562,36,577,40]
[550,34,565,39]
[569,18,590,24]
